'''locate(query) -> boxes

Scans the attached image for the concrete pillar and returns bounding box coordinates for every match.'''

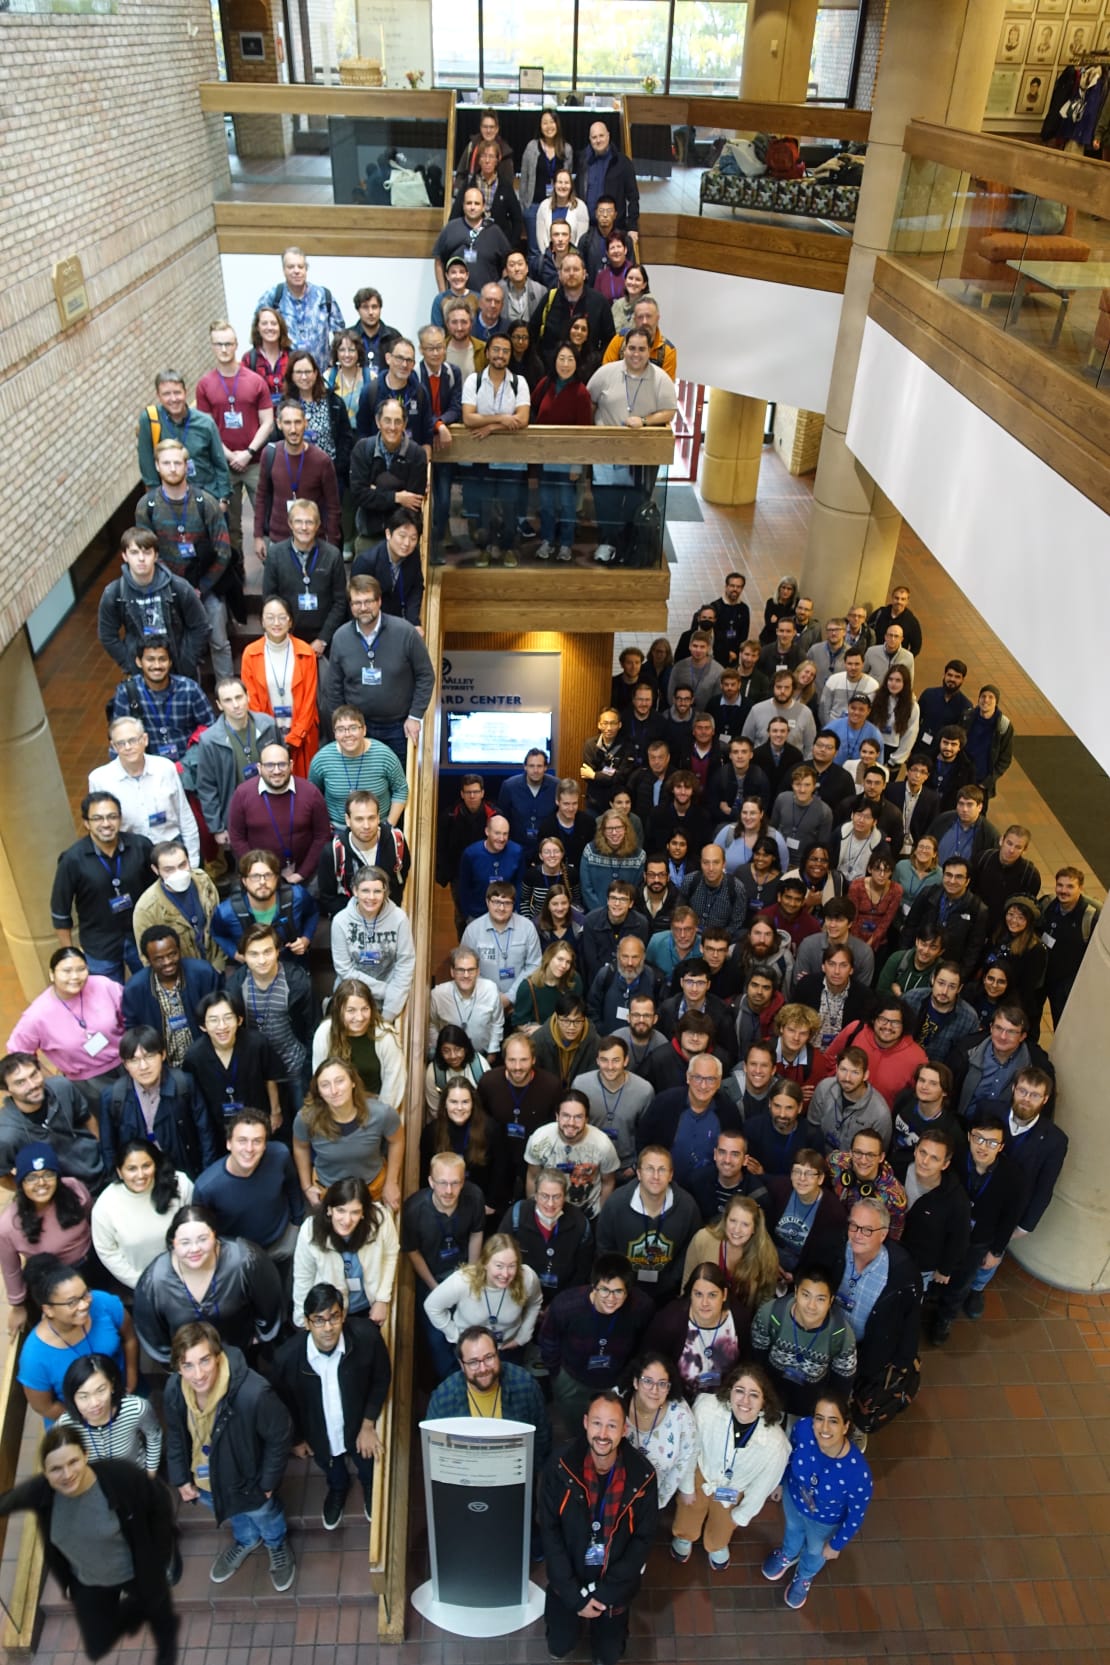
[801,0,1008,609]
[701,390,767,506]
[0,633,76,999]
[740,0,820,102]
[1010,905,1110,1293]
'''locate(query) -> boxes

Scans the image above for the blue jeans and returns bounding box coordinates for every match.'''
[417,1283,459,1381]
[84,937,143,985]
[480,470,526,548]
[199,1486,287,1549]
[781,1485,838,1582]
[539,468,576,545]
[971,1253,1003,1292]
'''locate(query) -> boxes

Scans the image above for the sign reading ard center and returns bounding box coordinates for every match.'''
[440,651,560,770]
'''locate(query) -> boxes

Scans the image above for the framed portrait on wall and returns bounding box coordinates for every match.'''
[1098,22,1110,54]
[986,67,1021,115]
[1068,1,1103,19]
[997,18,1031,61]
[1034,0,1067,16]
[1060,22,1095,60]
[1017,69,1050,114]
[1027,19,1061,62]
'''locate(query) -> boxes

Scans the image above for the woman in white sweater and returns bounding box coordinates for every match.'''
[90,1141,193,1290]
[623,1351,697,1508]
[292,1176,399,1328]
[310,978,407,1110]
[535,167,590,253]
[423,1233,542,1370]
[671,1363,792,1570]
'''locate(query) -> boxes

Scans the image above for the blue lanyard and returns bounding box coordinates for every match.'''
[723,1416,756,1477]
[55,990,89,1032]
[94,848,123,893]
[217,370,241,406]
[341,750,370,792]
[357,626,380,661]
[600,1082,624,1131]
[85,1416,117,1459]
[283,445,306,497]
[248,973,277,1029]
[160,486,191,532]
[489,925,513,966]
[484,1285,508,1325]
[263,791,296,862]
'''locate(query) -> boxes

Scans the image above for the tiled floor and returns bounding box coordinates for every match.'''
[5,446,1109,1663]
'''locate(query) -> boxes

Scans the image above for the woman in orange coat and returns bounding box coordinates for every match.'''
[240,595,320,777]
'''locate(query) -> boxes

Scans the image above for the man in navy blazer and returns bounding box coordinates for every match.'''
[122,925,221,1058]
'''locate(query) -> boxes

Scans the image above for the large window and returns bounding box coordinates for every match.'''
[670,3,748,94]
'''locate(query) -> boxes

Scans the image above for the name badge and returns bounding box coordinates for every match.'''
[196,1461,209,1481]
[786,836,800,851]
[346,1274,363,1292]
[168,1013,191,1033]
[587,1352,612,1373]
[84,1031,110,1058]
[148,810,167,826]
[438,1237,458,1260]
[900,900,911,915]
[273,704,293,720]
[921,731,933,747]
[299,592,319,610]
[186,458,197,478]
[499,966,514,981]
[584,1542,606,1567]
[359,947,383,966]
[506,1120,526,1138]
[539,1268,559,1289]
[362,666,383,686]
[1041,933,1056,949]
[638,1267,659,1284]
[462,247,477,264]
[286,498,298,513]
[714,1486,739,1506]
[176,541,195,560]
[108,893,133,915]
[615,1005,629,1022]
[223,409,244,430]
[242,763,259,778]
[603,1126,619,1142]
[698,1368,721,1387]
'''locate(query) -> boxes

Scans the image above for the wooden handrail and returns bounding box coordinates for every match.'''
[901,119,1110,222]
[370,506,443,1641]
[624,94,871,143]
[0,1337,43,1652]
[199,82,455,121]
[445,424,676,466]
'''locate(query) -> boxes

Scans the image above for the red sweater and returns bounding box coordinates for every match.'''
[532,377,594,426]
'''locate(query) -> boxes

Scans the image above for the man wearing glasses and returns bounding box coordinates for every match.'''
[428,1323,551,1459]
[355,337,434,447]
[51,793,153,983]
[89,718,200,868]
[228,743,332,886]
[637,1053,742,1190]
[272,1281,391,1531]
[836,1199,922,1441]
[926,1111,1029,1346]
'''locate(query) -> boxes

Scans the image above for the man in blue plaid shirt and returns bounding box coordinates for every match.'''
[109,638,214,765]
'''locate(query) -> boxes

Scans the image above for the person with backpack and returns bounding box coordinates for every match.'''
[253,400,342,558]
[97,529,211,684]
[210,848,317,966]
[460,331,532,567]
[586,330,676,568]
[134,441,234,677]
[136,369,230,504]
[254,247,346,368]
[108,638,213,766]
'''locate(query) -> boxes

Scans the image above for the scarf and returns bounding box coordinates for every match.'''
[549,1015,591,1084]
[181,1350,231,1494]
[584,1448,627,1564]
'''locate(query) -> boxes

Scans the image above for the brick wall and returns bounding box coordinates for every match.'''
[0,0,232,652]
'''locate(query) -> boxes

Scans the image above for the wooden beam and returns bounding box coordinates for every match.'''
[442,567,671,633]
[902,120,1110,222]
[212,227,440,259]
[622,94,871,143]
[868,261,1110,518]
[198,82,454,120]
[213,203,443,233]
[444,425,675,466]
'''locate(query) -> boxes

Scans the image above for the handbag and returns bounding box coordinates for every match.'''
[851,1357,921,1433]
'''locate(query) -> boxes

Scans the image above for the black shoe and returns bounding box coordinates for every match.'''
[323,1488,347,1530]
[362,1481,374,1523]
[963,1289,986,1320]
[931,1316,952,1345]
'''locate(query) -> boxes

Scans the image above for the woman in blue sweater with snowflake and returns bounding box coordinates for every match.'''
[761,1389,873,1609]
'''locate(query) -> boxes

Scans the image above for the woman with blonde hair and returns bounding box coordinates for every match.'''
[512,940,583,1034]
[683,1195,780,1312]
[422,1233,542,1379]
[311,977,406,1108]
[578,809,645,911]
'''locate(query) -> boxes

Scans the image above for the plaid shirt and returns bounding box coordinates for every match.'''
[111,675,214,761]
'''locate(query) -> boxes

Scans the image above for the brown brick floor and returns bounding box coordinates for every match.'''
[6,449,1109,1663]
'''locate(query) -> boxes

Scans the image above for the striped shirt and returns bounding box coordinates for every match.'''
[309,740,408,827]
[56,1395,163,1472]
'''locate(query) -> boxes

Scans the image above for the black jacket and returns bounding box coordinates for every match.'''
[317,825,407,912]
[901,885,989,978]
[499,1195,594,1299]
[900,1168,971,1278]
[536,284,615,358]
[812,760,856,812]
[636,1087,742,1151]
[955,1151,1029,1256]
[98,565,210,680]
[574,144,641,230]
[751,739,804,800]
[868,604,923,657]
[792,974,874,1034]
[349,433,429,541]
[0,1460,176,1600]
[1005,1116,1068,1233]
[134,1237,285,1363]
[262,537,349,649]
[436,798,495,887]
[885,782,940,847]
[164,1344,293,1524]
[450,177,523,245]
[707,760,772,819]
[656,993,737,1063]
[350,538,425,626]
[831,1238,922,1381]
[932,750,978,813]
[99,1066,221,1180]
[626,765,674,826]
[540,1434,657,1614]
[272,1321,392,1456]
[579,906,652,987]
[120,959,222,1044]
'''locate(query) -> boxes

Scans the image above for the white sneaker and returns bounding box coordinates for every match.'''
[535,541,555,561]
[556,545,574,562]
[594,543,617,564]
[487,544,504,563]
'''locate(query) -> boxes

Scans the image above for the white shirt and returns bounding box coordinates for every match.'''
[462,368,530,415]
[307,1331,347,1457]
[820,671,879,725]
[89,754,200,866]
[427,978,505,1056]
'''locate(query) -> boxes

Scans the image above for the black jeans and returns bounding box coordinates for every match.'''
[544,1586,629,1665]
[70,1574,178,1662]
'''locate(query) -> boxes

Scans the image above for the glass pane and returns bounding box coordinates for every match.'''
[810,2,861,104]
[218,111,448,208]
[670,2,748,93]
[645,125,862,226]
[576,0,673,93]
[432,0,481,86]
[467,3,576,93]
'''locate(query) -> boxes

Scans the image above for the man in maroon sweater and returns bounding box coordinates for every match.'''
[226,742,331,885]
[253,401,341,556]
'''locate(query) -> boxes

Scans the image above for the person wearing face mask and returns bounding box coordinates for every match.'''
[132,842,224,972]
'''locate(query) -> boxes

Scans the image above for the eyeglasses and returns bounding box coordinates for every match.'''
[462,1354,498,1370]
[333,723,365,735]
[791,1167,820,1180]
[114,736,144,749]
[307,1312,343,1328]
[969,1133,1002,1149]
[638,1377,670,1391]
[49,1291,91,1309]
[689,1073,719,1086]
[847,1222,883,1238]
[87,813,121,823]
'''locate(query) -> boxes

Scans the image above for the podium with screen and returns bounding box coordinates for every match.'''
[446,710,552,768]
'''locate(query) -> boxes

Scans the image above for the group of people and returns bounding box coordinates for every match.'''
[0,180,1093,1662]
